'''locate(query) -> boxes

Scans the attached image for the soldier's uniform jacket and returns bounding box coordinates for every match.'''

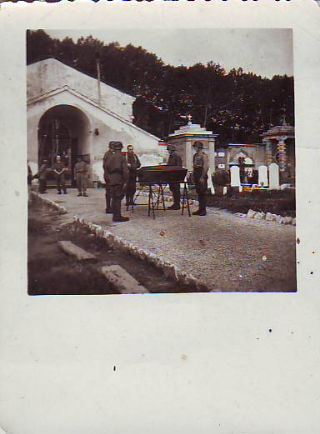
[74,161,88,175]
[53,161,67,176]
[126,152,141,175]
[193,151,209,177]
[105,152,129,186]
[38,163,48,180]
[167,153,182,167]
[103,149,114,184]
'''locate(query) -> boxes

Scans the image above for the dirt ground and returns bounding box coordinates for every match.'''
[28,200,200,295]
[30,187,297,292]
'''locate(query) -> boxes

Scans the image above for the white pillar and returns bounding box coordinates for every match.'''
[185,140,193,171]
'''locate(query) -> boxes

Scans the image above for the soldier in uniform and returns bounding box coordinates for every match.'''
[36,159,48,194]
[192,141,209,216]
[104,141,129,222]
[125,144,141,206]
[74,156,89,197]
[52,155,67,194]
[103,141,115,214]
[27,161,33,186]
[166,144,182,210]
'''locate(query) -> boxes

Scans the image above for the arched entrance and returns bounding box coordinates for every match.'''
[38,105,91,186]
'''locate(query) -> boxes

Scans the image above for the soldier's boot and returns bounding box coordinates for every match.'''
[113,216,130,222]
[106,196,112,213]
[198,196,207,216]
[77,192,82,197]
[168,204,180,210]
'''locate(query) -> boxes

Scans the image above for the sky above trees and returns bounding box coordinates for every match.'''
[27,30,294,144]
[46,28,293,79]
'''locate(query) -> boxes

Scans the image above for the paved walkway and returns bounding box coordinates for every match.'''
[38,187,297,292]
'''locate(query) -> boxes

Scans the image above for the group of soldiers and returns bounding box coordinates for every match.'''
[102,139,209,222]
[166,140,209,216]
[103,142,141,223]
[30,139,209,220]
[30,155,89,197]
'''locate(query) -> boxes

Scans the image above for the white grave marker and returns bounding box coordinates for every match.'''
[269,162,280,189]
[258,165,268,186]
[230,165,240,187]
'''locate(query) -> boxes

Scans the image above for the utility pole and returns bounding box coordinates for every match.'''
[95,52,102,107]
[203,104,208,129]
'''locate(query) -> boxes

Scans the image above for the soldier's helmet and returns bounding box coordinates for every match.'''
[193,141,204,149]
[110,141,123,150]
[167,144,176,152]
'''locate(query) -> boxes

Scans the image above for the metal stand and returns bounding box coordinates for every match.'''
[129,181,191,219]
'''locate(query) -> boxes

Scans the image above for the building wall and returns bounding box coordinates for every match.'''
[27,91,160,183]
[27,59,135,122]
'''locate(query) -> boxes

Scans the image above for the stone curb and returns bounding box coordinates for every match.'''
[32,191,208,292]
[30,191,68,214]
[73,216,208,292]
[244,209,296,226]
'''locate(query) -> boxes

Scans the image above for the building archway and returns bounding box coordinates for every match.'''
[38,104,91,186]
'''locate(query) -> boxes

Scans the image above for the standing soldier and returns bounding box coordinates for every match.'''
[27,160,33,186]
[125,144,141,206]
[166,144,182,210]
[103,141,115,214]
[52,155,67,194]
[36,159,48,194]
[74,156,89,197]
[104,141,129,222]
[192,141,209,216]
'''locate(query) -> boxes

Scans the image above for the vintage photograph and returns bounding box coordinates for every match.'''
[27,28,296,294]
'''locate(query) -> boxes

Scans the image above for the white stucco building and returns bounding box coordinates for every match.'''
[27,58,160,185]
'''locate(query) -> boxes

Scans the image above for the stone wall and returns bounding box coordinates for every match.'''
[27,59,134,122]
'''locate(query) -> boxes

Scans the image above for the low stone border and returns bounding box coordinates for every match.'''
[30,191,68,214]
[242,209,296,226]
[32,191,208,292]
[73,216,208,292]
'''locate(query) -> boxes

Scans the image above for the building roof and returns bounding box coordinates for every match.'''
[168,122,218,140]
[27,58,134,121]
[27,58,159,142]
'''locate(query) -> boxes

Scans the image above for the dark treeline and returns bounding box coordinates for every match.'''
[27,30,294,145]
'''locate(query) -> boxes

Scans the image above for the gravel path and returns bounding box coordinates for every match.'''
[38,188,296,292]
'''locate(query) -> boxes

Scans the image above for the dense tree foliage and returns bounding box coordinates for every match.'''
[27,30,294,145]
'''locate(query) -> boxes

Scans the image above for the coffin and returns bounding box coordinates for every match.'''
[137,165,188,183]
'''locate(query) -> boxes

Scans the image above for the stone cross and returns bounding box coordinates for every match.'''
[258,165,268,187]
[269,162,280,189]
[230,165,240,187]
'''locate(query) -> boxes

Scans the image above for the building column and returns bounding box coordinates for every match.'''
[208,139,215,176]
[264,139,273,165]
[277,137,287,172]
[185,140,193,171]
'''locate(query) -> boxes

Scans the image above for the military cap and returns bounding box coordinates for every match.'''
[193,141,204,149]
[109,141,123,150]
[167,144,176,151]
